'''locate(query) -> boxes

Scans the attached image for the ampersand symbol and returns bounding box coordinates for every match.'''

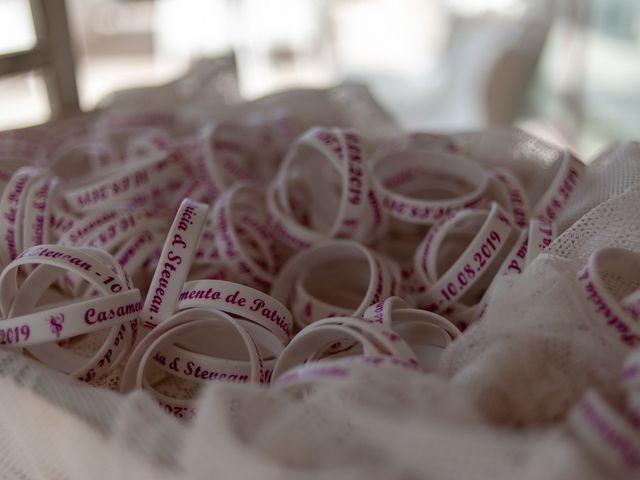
[49,314,64,338]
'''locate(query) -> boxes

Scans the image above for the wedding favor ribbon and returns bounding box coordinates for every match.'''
[0,115,591,419]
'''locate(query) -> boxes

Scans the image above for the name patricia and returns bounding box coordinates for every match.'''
[179,288,291,336]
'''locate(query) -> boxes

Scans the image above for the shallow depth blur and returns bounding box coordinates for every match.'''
[0,0,638,158]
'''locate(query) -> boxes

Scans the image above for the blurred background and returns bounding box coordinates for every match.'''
[0,0,638,158]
